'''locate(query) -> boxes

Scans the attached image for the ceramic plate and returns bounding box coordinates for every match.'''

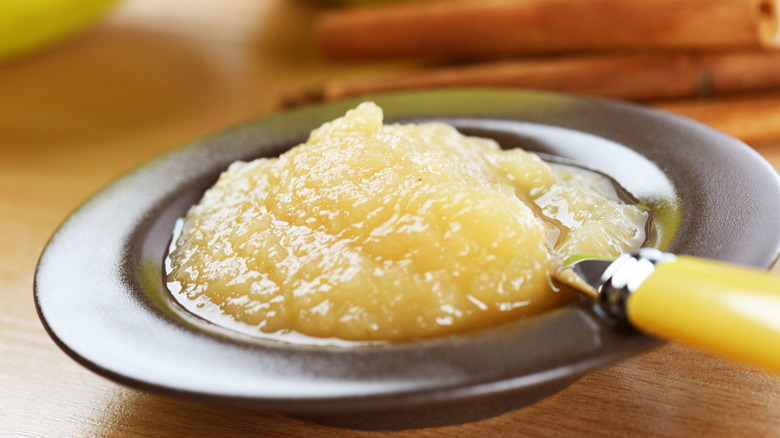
[35,89,780,430]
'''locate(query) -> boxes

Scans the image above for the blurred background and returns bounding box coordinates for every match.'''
[2,0,780,436]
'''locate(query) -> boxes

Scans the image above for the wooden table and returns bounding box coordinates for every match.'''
[2,1,779,436]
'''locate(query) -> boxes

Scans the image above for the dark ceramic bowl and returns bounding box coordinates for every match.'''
[34,89,780,430]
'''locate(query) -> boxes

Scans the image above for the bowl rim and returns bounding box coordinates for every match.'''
[34,89,780,414]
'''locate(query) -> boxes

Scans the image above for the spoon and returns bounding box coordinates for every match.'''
[557,247,780,374]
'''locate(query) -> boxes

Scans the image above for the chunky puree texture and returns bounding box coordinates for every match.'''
[168,103,648,342]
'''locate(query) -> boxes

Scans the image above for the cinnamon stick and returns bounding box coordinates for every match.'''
[316,0,779,60]
[654,92,780,144]
[283,50,780,106]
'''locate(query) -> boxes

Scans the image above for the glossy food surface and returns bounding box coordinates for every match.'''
[168,102,647,341]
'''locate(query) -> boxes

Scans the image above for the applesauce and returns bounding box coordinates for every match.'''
[167,102,648,342]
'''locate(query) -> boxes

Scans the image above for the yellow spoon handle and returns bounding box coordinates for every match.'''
[626,255,780,374]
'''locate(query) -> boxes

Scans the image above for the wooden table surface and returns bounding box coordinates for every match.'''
[2,1,780,436]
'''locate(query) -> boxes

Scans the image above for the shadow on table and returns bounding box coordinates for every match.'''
[78,345,780,437]
[84,388,381,437]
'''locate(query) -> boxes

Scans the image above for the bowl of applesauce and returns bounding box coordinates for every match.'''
[35,89,780,430]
